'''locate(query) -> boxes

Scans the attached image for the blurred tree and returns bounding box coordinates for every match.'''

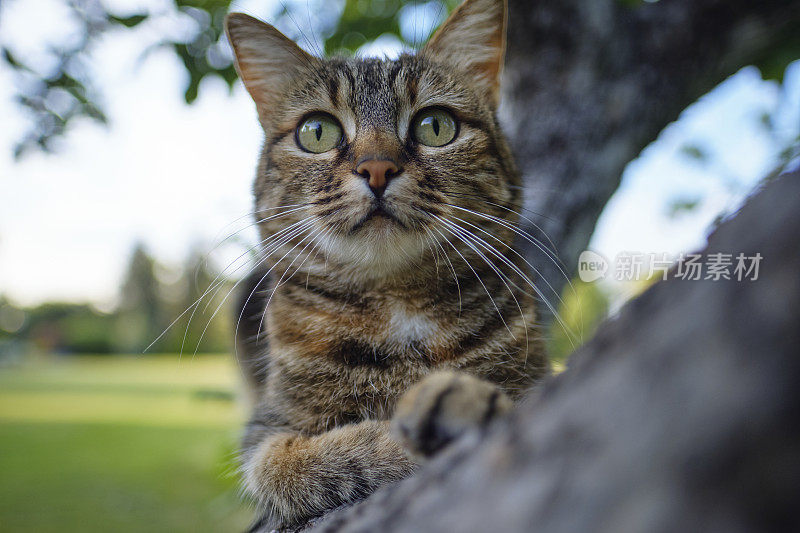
[1,0,238,158]
[164,244,232,354]
[0,243,234,356]
[5,301,116,354]
[0,296,27,340]
[116,241,166,352]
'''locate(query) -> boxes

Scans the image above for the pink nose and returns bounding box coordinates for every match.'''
[356,159,399,196]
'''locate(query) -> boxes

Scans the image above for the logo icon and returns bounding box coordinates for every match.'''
[578,250,608,282]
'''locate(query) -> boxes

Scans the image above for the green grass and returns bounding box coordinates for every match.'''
[0,355,252,532]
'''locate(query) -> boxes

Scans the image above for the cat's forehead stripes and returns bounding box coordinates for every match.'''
[323,58,411,139]
[352,59,397,131]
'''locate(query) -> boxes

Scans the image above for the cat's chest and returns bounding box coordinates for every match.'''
[381,300,441,345]
[270,285,451,365]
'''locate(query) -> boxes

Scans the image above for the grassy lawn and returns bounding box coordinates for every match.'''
[0,354,252,532]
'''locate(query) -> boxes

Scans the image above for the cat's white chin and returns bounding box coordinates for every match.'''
[315,226,429,279]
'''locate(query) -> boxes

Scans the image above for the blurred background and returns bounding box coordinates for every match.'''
[0,0,798,531]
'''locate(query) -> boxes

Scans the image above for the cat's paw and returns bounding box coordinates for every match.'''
[391,370,512,458]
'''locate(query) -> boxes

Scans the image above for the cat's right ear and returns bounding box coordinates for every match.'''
[225,13,315,121]
[422,0,507,105]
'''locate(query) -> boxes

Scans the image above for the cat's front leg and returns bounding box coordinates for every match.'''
[242,420,415,529]
[392,370,514,459]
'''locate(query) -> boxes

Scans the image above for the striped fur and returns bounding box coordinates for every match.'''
[225,0,549,528]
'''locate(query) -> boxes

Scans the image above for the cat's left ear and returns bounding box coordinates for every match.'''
[225,13,316,124]
[422,0,507,105]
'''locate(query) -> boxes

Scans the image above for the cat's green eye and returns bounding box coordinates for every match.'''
[296,114,343,153]
[412,108,457,147]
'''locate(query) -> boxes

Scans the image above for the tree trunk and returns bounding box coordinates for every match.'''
[303,171,800,533]
[501,0,800,312]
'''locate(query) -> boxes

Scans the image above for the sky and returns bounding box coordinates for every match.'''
[1,0,798,308]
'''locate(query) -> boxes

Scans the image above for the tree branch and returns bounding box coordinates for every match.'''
[502,0,800,310]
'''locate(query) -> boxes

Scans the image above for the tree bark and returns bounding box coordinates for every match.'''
[501,0,800,312]
[303,171,800,533]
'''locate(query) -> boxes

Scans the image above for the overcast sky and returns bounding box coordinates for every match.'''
[1,0,798,307]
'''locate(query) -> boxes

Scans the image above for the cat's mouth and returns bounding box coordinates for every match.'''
[350,203,407,233]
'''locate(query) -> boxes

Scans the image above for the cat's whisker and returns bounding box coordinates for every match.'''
[209,234,318,361]
[449,201,578,312]
[422,225,462,315]
[450,193,564,266]
[184,219,315,355]
[449,215,580,348]
[448,202,563,272]
[201,217,315,316]
[448,214,567,310]
[436,217,528,350]
[229,219,319,354]
[253,228,322,343]
[253,204,312,223]
[304,226,332,289]
[277,1,322,58]
[468,199,573,296]
[210,204,312,262]
[268,224,329,299]
[430,224,514,339]
[440,215,580,348]
[212,203,310,249]
[200,204,312,274]
[145,206,312,354]
[443,191,560,264]
[146,246,258,356]
[185,215,313,345]
[437,215,580,349]
[253,224,335,339]
[448,203,578,306]
[444,190,559,226]
[303,0,323,58]
[420,226,441,278]
[196,219,317,357]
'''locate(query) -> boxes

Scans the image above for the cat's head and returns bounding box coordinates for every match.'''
[226,0,520,279]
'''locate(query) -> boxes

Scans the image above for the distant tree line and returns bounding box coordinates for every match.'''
[0,242,234,356]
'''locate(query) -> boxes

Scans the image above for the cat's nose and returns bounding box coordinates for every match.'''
[355,158,400,197]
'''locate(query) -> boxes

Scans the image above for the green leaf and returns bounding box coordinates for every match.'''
[666,196,702,218]
[108,14,149,28]
[679,143,709,164]
[2,47,25,69]
[752,23,800,83]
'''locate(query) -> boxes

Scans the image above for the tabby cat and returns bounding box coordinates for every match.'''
[225,0,549,528]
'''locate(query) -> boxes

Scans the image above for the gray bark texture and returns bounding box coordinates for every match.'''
[300,172,800,532]
[501,0,800,308]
